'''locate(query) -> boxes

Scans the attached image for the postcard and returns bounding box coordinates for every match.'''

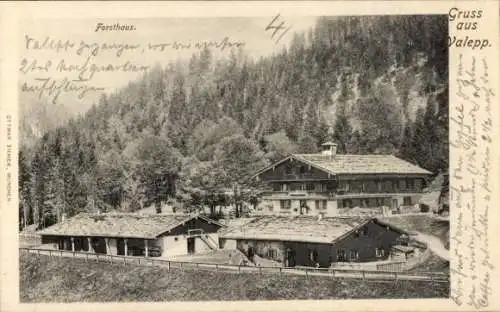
[0,1,499,311]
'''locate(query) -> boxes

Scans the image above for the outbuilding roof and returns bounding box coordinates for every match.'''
[37,213,223,239]
[253,154,432,179]
[220,216,407,244]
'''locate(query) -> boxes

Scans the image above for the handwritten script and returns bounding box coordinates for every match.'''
[450,53,495,309]
[19,35,245,104]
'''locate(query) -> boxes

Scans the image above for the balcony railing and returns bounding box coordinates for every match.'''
[260,191,333,199]
[187,229,204,237]
[260,190,423,199]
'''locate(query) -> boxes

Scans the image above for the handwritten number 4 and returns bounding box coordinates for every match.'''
[266,14,292,44]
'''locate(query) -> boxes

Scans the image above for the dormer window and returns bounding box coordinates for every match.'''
[376,247,385,258]
[360,226,368,236]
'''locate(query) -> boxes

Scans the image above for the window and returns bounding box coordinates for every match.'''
[358,226,368,236]
[280,200,291,210]
[337,249,347,261]
[407,179,415,190]
[267,248,277,259]
[306,183,315,191]
[316,200,327,210]
[326,182,336,191]
[384,181,392,192]
[339,181,350,192]
[352,181,362,193]
[399,179,407,191]
[299,166,307,174]
[315,183,324,192]
[376,247,385,258]
[281,184,288,192]
[415,179,422,190]
[272,183,281,191]
[392,180,399,192]
[403,196,412,205]
[349,249,359,261]
[343,199,352,208]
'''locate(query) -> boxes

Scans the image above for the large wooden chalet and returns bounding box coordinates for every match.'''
[253,142,432,217]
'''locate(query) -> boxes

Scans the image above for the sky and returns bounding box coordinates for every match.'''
[19,17,318,113]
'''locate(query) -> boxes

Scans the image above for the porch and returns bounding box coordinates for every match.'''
[42,235,161,257]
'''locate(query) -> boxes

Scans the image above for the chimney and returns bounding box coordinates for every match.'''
[321,142,338,158]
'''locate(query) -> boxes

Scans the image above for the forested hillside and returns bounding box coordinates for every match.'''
[19,16,448,230]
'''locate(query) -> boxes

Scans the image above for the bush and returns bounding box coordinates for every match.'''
[420,204,430,213]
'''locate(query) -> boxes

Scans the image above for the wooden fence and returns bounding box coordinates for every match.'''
[20,247,449,283]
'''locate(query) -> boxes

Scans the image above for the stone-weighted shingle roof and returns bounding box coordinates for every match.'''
[293,154,432,175]
[37,213,221,239]
[253,154,432,178]
[220,216,375,244]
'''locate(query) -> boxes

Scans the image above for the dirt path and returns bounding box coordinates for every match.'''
[414,232,450,261]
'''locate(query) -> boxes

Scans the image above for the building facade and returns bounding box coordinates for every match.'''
[252,142,432,217]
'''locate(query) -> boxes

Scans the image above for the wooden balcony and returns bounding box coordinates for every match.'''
[260,191,333,200]
[260,190,423,200]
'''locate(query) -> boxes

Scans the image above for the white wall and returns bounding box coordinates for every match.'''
[326,200,338,216]
[195,233,219,253]
[160,235,187,258]
[195,237,209,254]
[221,239,237,249]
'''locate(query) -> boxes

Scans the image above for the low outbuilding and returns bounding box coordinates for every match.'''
[37,213,224,258]
[219,215,408,268]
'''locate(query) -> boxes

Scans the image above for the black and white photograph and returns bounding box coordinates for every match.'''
[14,13,453,302]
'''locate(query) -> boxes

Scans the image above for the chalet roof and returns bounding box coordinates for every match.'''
[37,213,223,239]
[220,216,406,244]
[253,154,432,178]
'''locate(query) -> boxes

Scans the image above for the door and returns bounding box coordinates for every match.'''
[392,199,398,211]
[299,200,308,215]
[116,239,125,255]
[286,248,296,267]
[247,246,255,262]
[187,237,195,254]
